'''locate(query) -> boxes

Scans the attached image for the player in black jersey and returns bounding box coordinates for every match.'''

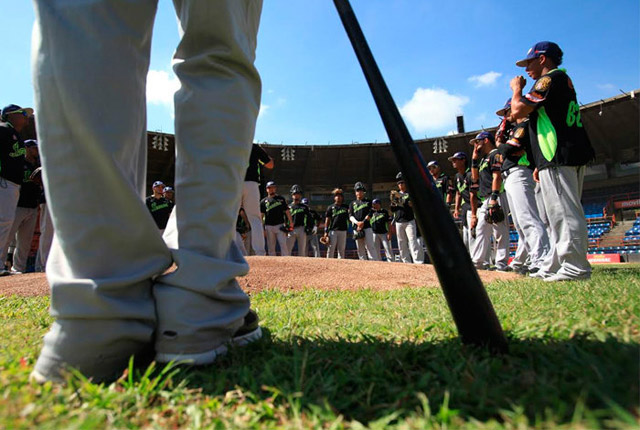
[287,184,310,257]
[242,144,273,256]
[510,41,595,282]
[469,131,510,271]
[390,172,423,264]
[495,99,550,276]
[234,208,251,256]
[427,160,454,207]
[349,182,378,260]
[260,181,293,256]
[448,151,475,253]
[324,188,349,259]
[145,181,174,232]
[370,199,394,261]
[302,197,322,258]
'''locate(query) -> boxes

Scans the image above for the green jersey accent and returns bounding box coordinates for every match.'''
[537,106,557,162]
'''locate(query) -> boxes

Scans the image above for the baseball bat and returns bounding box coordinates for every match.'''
[333,0,508,353]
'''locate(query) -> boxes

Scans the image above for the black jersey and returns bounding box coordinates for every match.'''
[325,203,349,231]
[349,198,372,228]
[433,173,451,202]
[477,149,502,200]
[498,120,534,172]
[0,122,26,184]
[245,144,271,182]
[455,169,472,210]
[260,195,288,226]
[236,212,249,234]
[523,69,595,170]
[289,202,309,228]
[145,196,174,229]
[17,160,41,209]
[390,192,414,222]
[304,209,321,234]
[370,209,391,234]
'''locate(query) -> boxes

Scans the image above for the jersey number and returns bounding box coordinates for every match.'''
[566,101,583,128]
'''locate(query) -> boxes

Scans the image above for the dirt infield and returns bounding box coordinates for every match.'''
[0,256,518,297]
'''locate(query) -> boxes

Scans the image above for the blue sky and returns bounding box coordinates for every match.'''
[3,1,639,145]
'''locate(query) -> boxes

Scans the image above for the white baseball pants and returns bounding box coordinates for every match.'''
[373,232,394,262]
[241,181,266,255]
[326,230,347,259]
[265,225,289,256]
[471,195,510,270]
[0,180,20,270]
[396,220,423,264]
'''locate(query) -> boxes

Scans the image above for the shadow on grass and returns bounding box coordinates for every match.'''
[172,329,638,425]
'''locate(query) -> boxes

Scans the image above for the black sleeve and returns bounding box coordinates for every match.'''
[255,145,271,165]
[260,199,266,214]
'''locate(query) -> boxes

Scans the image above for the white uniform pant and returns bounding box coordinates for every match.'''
[471,195,510,270]
[355,228,378,260]
[241,181,266,255]
[308,234,321,258]
[3,206,38,272]
[234,232,248,256]
[287,226,307,257]
[0,180,20,269]
[534,182,559,276]
[326,230,347,258]
[35,203,54,272]
[32,0,263,377]
[396,220,423,264]
[373,232,394,261]
[503,166,550,271]
[538,166,591,278]
[265,225,289,256]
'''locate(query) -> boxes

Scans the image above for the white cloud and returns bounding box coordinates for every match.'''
[400,87,469,133]
[258,104,270,118]
[597,83,615,91]
[146,70,180,108]
[468,71,502,88]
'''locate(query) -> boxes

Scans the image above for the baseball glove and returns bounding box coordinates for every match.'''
[320,235,330,245]
[352,229,365,240]
[279,225,292,233]
[389,190,403,206]
[484,203,505,224]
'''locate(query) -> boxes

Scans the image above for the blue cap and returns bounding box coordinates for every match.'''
[469,131,494,144]
[372,198,381,204]
[152,180,165,188]
[496,98,512,116]
[1,104,33,121]
[516,41,563,67]
[427,160,439,168]
[266,181,276,188]
[448,151,467,161]
[301,198,309,205]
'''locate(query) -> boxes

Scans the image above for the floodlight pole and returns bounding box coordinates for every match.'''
[333,0,508,353]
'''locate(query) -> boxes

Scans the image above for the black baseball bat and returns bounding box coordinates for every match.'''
[333,0,508,353]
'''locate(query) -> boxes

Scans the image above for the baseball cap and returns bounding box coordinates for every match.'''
[516,41,563,67]
[354,181,366,191]
[152,180,165,188]
[372,198,381,205]
[1,104,34,121]
[396,172,404,183]
[447,151,467,161]
[266,181,276,188]
[427,160,439,168]
[24,139,38,148]
[469,131,494,145]
[163,186,173,192]
[496,98,512,117]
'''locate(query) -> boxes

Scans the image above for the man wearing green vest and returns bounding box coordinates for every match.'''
[509,41,595,282]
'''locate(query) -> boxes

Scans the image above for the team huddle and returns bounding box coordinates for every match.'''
[230,41,596,283]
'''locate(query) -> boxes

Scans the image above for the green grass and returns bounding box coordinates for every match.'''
[0,265,638,429]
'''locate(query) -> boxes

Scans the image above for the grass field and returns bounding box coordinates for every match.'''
[1,265,638,429]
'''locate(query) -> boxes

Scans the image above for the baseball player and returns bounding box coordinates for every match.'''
[469,131,511,271]
[495,99,550,275]
[30,1,264,383]
[449,152,475,253]
[287,184,310,257]
[391,172,424,264]
[370,198,394,262]
[0,104,31,276]
[260,181,293,256]
[427,160,454,207]
[163,186,175,204]
[242,143,274,256]
[349,182,378,261]
[235,208,251,256]
[145,181,174,233]
[323,188,349,259]
[0,140,41,273]
[302,197,321,258]
[509,41,595,281]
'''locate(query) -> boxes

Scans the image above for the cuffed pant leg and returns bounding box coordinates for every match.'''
[241,181,265,255]
[471,201,492,269]
[405,220,423,264]
[335,230,347,259]
[539,166,590,278]
[32,0,172,381]
[396,222,411,263]
[0,181,20,268]
[364,229,378,260]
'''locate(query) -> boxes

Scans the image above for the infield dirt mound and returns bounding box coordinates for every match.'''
[0,256,518,297]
